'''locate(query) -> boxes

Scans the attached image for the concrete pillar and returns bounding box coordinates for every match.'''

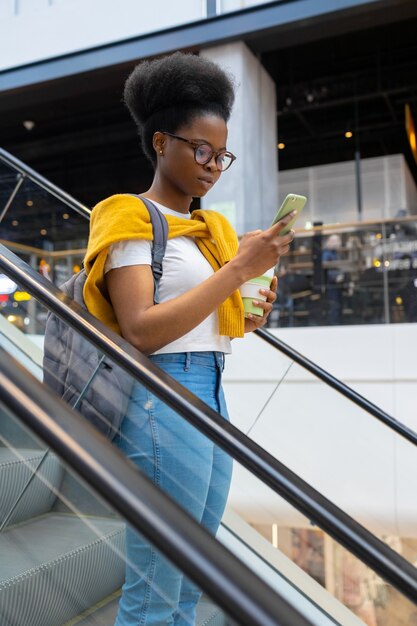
[201,42,278,235]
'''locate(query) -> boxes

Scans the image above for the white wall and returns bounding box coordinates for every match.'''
[224,323,417,537]
[278,154,417,226]
[0,0,278,72]
[0,0,205,71]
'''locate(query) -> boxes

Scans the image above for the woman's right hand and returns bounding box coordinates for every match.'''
[232,211,296,282]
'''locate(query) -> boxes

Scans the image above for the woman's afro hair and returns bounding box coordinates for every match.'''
[123,52,235,166]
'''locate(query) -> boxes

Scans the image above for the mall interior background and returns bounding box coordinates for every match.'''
[1,1,417,624]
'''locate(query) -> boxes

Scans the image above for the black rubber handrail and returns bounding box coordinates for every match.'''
[1,244,417,607]
[0,150,417,601]
[255,327,417,448]
[2,146,415,452]
[0,348,314,626]
[0,148,90,219]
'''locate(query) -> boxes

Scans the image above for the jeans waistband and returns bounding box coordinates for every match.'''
[149,351,225,372]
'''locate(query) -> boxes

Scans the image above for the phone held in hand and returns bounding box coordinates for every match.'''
[271,193,307,235]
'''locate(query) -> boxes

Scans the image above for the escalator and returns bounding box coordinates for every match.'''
[1,148,417,625]
[1,345,313,626]
[0,244,364,626]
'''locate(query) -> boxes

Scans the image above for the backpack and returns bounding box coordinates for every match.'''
[43,196,168,439]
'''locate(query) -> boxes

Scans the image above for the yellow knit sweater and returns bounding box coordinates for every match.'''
[83,194,244,338]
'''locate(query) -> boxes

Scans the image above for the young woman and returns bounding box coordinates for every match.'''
[84,52,295,626]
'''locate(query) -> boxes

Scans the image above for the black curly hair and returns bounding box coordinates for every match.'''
[123,52,235,166]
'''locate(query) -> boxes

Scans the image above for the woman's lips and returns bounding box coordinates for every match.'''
[198,177,214,188]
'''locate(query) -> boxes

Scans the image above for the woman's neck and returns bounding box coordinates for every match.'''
[144,178,192,214]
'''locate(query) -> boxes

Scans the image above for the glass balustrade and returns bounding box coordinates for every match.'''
[267,218,417,328]
[0,399,230,626]
[0,156,87,334]
[1,150,417,330]
[1,269,416,626]
[223,330,417,624]
[2,148,417,625]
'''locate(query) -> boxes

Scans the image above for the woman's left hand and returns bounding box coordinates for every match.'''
[244,276,278,333]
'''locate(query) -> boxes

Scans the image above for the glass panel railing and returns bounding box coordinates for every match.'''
[0,284,312,624]
[223,329,417,619]
[1,261,417,626]
[0,156,89,250]
[0,325,327,626]
[1,149,417,624]
[218,508,366,626]
[2,147,417,329]
[0,175,88,249]
[0,156,88,336]
[222,488,417,626]
[266,217,417,328]
[0,325,350,626]
[0,400,230,626]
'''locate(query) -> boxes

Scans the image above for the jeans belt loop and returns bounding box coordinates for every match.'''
[215,351,225,372]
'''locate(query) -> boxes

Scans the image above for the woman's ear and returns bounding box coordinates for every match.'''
[153,132,165,156]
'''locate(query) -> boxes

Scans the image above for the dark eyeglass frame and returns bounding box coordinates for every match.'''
[160,131,236,171]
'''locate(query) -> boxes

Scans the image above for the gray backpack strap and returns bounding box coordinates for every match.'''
[129,194,168,304]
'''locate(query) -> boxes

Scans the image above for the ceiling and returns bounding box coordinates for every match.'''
[259,13,417,177]
[1,4,417,244]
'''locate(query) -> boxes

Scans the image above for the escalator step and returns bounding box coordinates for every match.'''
[0,513,125,626]
[0,448,63,528]
[65,594,226,626]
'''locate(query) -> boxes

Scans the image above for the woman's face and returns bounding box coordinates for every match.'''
[154,114,228,199]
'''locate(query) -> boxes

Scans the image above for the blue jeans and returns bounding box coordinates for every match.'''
[114,351,232,626]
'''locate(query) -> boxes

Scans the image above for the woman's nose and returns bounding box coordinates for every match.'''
[204,154,219,171]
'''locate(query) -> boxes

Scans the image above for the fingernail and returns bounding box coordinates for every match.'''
[259,289,268,295]
[253,300,260,306]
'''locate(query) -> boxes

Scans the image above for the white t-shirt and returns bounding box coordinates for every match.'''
[104,200,232,355]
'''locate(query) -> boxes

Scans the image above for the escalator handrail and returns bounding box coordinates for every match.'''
[1,243,417,606]
[2,145,414,449]
[2,145,414,452]
[255,327,417,448]
[0,348,314,626]
[0,147,90,219]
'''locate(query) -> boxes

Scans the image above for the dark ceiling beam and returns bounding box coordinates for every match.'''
[274,55,417,98]
[293,111,316,137]
[280,119,404,146]
[6,122,138,164]
[383,93,398,124]
[278,84,417,116]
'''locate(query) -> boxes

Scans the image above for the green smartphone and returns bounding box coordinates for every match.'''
[271,193,307,235]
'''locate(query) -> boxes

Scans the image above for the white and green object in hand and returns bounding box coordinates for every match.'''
[240,267,275,318]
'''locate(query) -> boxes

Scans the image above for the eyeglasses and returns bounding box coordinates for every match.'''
[160,131,236,172]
